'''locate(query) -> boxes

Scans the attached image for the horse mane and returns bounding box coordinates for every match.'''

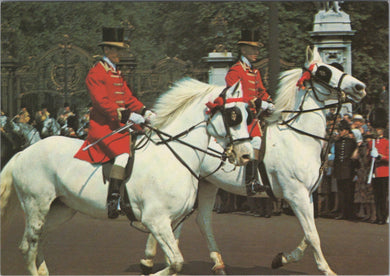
[266,68,303,123]
[152,77,216,128]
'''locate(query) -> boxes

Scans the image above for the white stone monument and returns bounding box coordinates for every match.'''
[310,1,355,114]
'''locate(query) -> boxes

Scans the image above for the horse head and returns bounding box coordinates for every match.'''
[301,46,366,103]
[206,81,254,166]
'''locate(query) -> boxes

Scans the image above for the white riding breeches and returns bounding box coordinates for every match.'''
[114,153,130,168]
[251,136,262,150]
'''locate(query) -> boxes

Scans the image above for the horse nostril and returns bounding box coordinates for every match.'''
[241,154,250,160]
[355,84,365,91]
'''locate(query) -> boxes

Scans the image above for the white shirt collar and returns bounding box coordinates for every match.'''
[240,56,252,68]
[102,56,116,71]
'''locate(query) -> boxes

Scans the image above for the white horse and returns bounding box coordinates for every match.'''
[0,78,255,276]
[140,46,367,275]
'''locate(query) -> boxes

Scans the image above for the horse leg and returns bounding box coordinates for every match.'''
[18,198,53,276]
[36,199,77,275]
[196,180,226,275]
[140,224,183,275]
[275,193,336,275]
[271,237,308,269]
[144,217,184,275]
[140,234,158,274]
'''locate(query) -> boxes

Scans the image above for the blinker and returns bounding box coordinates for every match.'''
[315,66,332,84]
[224,107,242,127]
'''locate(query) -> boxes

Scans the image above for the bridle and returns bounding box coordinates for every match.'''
[280,63,348,142]
[206,83,252,163]
[138,84,252,180]
[279,62,349,193]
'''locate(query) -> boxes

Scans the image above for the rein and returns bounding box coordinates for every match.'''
[278,65,347,194]
[141,122,227,181]
[279,65,347,142]
[136,85,250,181]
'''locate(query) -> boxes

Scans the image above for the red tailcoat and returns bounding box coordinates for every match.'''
[74,60,144,163]
[225,61,271,137]
[368,137,389,178]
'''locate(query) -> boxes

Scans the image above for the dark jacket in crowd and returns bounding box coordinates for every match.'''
[334,136,357,180]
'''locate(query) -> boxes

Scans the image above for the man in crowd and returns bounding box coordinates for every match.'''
[368,108,389,224]
[334,119,358,220]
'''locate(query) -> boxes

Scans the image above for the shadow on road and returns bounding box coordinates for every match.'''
[125,260,307,275]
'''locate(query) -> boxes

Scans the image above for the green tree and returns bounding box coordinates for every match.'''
[1,1,388,99]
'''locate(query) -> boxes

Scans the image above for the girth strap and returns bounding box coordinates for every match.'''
[257,126,277,201]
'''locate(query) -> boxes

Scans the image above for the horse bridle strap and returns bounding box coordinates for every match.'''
[206,85,251,148]
[281,63,348,142]
[142,123,228,181]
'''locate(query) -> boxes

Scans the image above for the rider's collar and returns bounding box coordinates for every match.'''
[102,56,117,71]
[240,56,253,70]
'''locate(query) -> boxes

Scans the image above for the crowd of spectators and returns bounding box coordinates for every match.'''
[4,102,91,140]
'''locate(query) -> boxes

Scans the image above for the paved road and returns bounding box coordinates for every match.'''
[1,210,388,275]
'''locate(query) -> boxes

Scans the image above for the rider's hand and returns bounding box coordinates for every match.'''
[143,110,156,123]
[370,147,379,158]
[261,101,275,113]
[129,112,145,125]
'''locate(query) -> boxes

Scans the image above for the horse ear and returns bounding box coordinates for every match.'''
[305,46,322,67]
[305,46,313,67]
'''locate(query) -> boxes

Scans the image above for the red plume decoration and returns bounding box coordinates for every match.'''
[206,97,224,114]
[296,63,316,89]
[206,96,253,114]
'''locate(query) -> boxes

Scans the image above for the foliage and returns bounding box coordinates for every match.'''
[1,1,388,99]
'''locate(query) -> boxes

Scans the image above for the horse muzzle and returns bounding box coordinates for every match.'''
[226,143,254,166]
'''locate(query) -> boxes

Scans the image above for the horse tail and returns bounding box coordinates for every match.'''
[0,152,21,228]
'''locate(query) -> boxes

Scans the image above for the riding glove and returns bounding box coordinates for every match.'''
[370,147,379,158]
[260,101,275,113]
[143,110,157,123]
[129,112,145,125]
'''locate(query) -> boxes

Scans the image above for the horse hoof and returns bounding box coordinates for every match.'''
[271,252,284,269]
[140,263,153,275]
[213,266,227,275]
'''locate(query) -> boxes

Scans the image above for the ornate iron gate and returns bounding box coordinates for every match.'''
[15,35,94,117]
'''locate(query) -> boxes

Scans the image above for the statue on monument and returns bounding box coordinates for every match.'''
[320,1,343,13]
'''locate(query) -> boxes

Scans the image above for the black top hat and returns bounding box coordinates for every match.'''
[98,27,129,49]
[369,107,388,128]
[238,29,264,48]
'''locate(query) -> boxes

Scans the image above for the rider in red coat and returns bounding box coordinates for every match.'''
[225,30,274,194]
[74,27,155,219]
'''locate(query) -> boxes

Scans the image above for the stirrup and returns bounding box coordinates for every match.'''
[246,179,266,196]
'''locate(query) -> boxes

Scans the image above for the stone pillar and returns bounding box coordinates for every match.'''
[309,1,356,114]
[202,13,235,86]
[202,51,235,86]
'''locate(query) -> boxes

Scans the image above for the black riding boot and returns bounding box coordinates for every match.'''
[107,178,123,219]
[245,160,266,195]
